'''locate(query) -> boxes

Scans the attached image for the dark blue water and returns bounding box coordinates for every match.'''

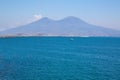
[0,37,120,80]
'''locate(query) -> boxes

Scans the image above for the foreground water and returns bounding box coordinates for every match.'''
[0,37,120,80]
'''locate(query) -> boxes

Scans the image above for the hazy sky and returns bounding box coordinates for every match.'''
[0,0,120,31]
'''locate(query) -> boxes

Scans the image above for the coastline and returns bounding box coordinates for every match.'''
[0,34,120,38]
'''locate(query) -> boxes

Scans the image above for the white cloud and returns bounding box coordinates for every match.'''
[24,14,43,25]
[0,14,43,31]
[34,14,42,21]
[22,14,43,25]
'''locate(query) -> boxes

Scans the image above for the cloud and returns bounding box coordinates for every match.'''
[23,14,43,25]
[0,14,43,31]
[34,14,42,20]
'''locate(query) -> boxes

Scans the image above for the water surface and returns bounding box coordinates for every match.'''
[0,37,120,80]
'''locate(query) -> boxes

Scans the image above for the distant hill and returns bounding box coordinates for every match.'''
[0,16,120,36]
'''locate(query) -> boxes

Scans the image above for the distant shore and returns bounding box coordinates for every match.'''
[0,35,89,38]
[0,34,120,38]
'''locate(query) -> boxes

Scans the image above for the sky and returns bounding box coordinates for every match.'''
[0,0,120,31]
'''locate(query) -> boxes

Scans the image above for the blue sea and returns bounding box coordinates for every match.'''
[0,37,120,80]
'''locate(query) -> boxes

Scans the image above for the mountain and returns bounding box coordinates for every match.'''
[0,16,120,36]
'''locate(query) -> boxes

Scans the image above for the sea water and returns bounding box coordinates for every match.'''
[0,37,120,80]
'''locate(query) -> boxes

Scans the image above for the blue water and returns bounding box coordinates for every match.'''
[0,37,120,80]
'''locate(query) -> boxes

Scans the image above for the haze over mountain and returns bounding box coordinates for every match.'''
[0,16,120,36]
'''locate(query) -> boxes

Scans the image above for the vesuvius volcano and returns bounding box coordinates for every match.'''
[0,16,120,36]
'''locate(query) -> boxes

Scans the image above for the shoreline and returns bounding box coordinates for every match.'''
[0,35,120,38]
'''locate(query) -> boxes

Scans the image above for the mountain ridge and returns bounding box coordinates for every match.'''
[0,16,120,37]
